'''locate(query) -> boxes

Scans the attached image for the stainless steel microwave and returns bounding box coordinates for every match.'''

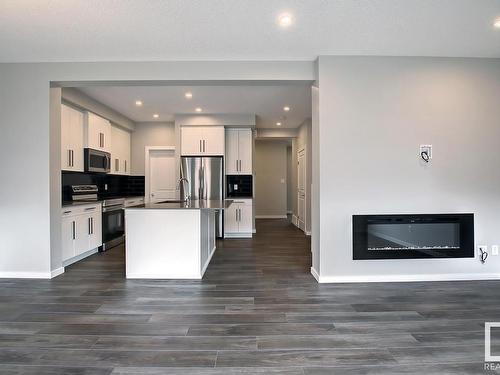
[84,148,111,173]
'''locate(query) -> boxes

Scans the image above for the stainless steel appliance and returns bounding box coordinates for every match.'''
[84,148,111,173]
[101,197,125,251]
[69,184,124,251]
[180,156,224,237]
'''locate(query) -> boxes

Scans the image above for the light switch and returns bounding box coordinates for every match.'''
[493,245,499,256]
[280,178,285,184]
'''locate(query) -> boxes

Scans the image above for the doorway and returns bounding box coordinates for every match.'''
[145,146,176,203]
[297,147,306,231]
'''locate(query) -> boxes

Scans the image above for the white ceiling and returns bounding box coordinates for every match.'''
[78,85,312,128]
[1,0,499,62]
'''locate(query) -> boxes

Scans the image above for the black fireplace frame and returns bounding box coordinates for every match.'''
[353,214,474,260]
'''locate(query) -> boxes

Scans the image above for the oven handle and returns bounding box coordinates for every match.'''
[102,205,124,213]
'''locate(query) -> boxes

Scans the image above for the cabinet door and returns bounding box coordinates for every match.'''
[61,215,76,261]
[86,112,111,152]
[88,210,102,250]
[225,129,239,174]
[203,126,225,155]
[74,215,90,256]
[70,108,84,172]
[181,127,203,155]
[238,129,253,174]
[110,125,122,174]
[61,105,72,171]
[238,202,253,233]
[224,203,239,233]
[122,130,131,175]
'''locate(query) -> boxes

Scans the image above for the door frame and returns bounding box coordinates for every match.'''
[297,147,307,233]
[145,146,176,203]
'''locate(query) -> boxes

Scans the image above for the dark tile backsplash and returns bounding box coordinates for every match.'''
[62,171,145,202]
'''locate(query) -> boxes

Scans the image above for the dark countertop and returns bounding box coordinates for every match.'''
[126,199,232,210]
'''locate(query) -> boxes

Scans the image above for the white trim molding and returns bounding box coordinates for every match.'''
[50,267,65,278]
[0,271,53,279]
[310,267,320,282]
[314,273,500,283]
[255,215,287,219]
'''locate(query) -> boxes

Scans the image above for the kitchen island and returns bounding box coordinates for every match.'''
[125,200,232,279]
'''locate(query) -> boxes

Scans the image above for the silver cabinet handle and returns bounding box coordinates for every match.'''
[199,140,202,152]
[63,210,72,214]
[236,160,238,172]
[91,217,94,235]
[125,160,127,173]
[71,150,74,167]
[115,158,119,172]
[72,221,76,240]
[88,217,92,235]
[85,207,96,211]
[102,133,105,148]
[68,150,71,167]
[203,140,206,153]
[235,208,238,222]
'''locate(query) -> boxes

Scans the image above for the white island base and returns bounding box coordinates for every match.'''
[125,207,217,279]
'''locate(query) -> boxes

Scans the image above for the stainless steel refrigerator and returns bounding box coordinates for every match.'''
[180,156,224,237]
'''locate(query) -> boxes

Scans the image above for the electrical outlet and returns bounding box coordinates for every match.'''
[492,245,499,256]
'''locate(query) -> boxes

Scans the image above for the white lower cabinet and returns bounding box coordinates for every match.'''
[61,203,102,265]
[224,199,253,238]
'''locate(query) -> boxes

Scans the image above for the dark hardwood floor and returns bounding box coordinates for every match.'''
[0,219,498,374]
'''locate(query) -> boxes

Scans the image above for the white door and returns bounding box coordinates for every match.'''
[238,202,253,233]
[181,127,203,155]
[203,126,225,155]
[69,108,84,172]
[147,149,177,203]
[225,129,239,174]
[297,149,306,231]
[238,129,253,174]
[224,203,239,233]
[61,216,75,261]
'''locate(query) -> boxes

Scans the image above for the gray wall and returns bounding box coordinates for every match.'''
[0,60,313,278]
[316,56,500,280]
[131,122,176,175]
[254,140,289,217]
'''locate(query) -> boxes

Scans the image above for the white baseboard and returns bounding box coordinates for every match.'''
[62,248,98,267]
[287,210,293,214]
[305,231,311,236]
[126,273,202,279]
[310,267,320,282]
[224,233,253,238]
[252,229,256,234]
[255,215,287,219]
[50,267,65,278]
[0,271,53,279]
[315,273,500,283]
[291,215,298,226]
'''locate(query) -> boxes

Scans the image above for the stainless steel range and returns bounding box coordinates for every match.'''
[71,185,125,251]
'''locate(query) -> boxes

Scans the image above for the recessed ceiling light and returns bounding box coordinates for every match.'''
[278,13,293,28]
[283,106,290,112]
[135,100,143,106]
[153,114,159,118]
[195,107,202,112]
[276,122,282,126]
[185,92,193,99]
[494,18,500,29]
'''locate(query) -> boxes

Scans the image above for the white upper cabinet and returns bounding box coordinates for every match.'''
[225,128,253,175]
[110,125,131,175]
[84,112,111,152]
[61,104,84,172]
[181,126,225,156]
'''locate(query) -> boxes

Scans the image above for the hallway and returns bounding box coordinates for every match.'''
[0,219,496,374]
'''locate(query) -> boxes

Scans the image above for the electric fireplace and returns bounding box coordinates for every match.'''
[353,214,474,260]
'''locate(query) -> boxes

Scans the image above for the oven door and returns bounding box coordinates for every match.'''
[102,205,125,250]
